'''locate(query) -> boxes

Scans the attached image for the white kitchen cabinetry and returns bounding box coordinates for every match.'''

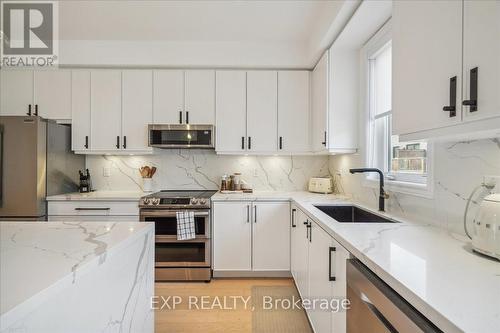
[277,71,310,153]
[462,1,500,122]
[213,202,252,271]
[47,200,139,221]
[153,70,215,125]
[91,70,123,151]
[246,71,278,152]
[33,70,72,120]
[122,70,153,151]
[213,201,290,275]
[393,0,500,141]
[311,52,329,152]
[153,70,184,124]
[185,70,216,124]
[215,70,247,152]
[71,71,91,151]
[252,202,290,271]
[291,206,349,333]
[0,70,33,116]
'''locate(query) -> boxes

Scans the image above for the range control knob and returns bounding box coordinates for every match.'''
[190,198,199,205]
[199,199,207,205]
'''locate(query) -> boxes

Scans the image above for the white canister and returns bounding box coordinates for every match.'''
[143,178,153,193]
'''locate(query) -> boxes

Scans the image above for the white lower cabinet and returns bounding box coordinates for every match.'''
[213,201,290,273]
[47,200,140,222]
[291,204,349,333]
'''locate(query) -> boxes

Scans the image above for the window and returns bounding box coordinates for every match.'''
[366,32,430,187]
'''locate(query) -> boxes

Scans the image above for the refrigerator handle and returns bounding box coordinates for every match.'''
[0,124,3,207]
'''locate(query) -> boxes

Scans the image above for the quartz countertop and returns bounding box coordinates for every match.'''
[0,221,154,328]
[46,191,145,201]
[214,190,500,333]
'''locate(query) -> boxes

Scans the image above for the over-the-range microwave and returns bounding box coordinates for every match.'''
[148,124,215,149]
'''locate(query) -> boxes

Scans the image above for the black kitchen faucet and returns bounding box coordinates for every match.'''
[349,168,388,212]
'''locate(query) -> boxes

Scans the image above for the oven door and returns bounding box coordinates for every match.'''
[140,209,210,238]
[148,124,214,148]
[155,238,211,267]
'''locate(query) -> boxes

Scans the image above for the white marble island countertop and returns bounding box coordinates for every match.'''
[0,221,155,331]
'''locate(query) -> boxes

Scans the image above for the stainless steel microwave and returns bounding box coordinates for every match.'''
[148,124,214,149]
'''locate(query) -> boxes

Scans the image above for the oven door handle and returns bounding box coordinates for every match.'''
[140,211,209,218]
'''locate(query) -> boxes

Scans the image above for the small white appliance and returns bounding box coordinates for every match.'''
[472,193,500,260]
[308,177,333,194]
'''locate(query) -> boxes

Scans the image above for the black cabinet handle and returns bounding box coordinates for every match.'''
[241,137,245,150]
[123,136,127,149]
[186,111,189,124]
[304,220,309,239]
[179,111,183,124]
[75,207,110,211]
[279,136,283,150]
[254,205,257,223]
[442,76,457,117]
[246,205,250,223]
[322,131,327,146]
[329,246,337,281]
[34,104,38,116]
[462,67,478,112]
[291,208,296,228]
[309,222,312,242]
[116,136,120,149]
[84,136,89,149]
[248,136,252,150]
[27,104,32,116]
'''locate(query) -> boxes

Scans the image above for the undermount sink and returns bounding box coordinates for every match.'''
[313,205,398,223]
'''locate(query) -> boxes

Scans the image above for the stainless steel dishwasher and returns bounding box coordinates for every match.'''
[346,259,442,333]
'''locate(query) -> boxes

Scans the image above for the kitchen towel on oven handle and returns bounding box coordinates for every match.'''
[176,211,196,240]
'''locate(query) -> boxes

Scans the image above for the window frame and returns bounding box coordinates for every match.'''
[361,20,434,198]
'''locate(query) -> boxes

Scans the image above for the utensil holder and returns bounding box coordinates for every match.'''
[143,178,153,193]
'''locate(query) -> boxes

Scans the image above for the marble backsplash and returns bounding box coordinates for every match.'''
[329,138,500,236]
[86,150,330,192]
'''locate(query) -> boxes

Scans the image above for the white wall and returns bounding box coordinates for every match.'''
[329,138,500,236]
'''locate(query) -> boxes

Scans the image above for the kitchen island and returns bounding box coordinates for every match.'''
[0,221,155,333]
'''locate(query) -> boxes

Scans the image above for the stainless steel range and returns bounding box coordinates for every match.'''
[139,190,216,282]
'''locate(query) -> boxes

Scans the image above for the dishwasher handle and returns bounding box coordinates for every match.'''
[346,259,442,333]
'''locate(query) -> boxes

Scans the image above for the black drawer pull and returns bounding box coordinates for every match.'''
[329,246,336,281]
[75,207,111,211]
[462,67,478,112]
[442,76,457,117]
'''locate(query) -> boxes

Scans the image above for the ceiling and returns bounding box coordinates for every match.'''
[56,0,347,68]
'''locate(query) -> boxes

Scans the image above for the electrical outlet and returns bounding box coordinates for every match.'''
[103,167,111,177]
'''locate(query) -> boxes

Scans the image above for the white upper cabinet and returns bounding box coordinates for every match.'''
[252,202,290,271]
[34,70,72,120]
[0,70,33,116]
[71,71,91,152]
[122,70,153,151]
[215,70,247,153]
[90,70,122,151]
[311,52,328,152]
[393,1,463,136]
[185,70,215,124]
[153,70,184,124]
[246,71,278,152]
[462,0,500,122]
[277,71,310,153]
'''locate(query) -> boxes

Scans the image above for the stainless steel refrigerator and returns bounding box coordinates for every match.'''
[0,116,85,221]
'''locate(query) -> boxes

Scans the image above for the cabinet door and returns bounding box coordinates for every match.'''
[122,70,153,151]
[153,70,184,124]
[34,70,71,119]
[71,71,91,151]
[462,0,500,122]
[311,52,328,152]
[308,222,335,333]
[0,70,33,116]
[252,202,290,271]
[91,70,122,151]
[291,207,310,298]
[393,1,463,135]
[185,70,215,124]
[247,71,278,152]
[213,202,252,271]
[278,71,310,152]
[331,239,349,333]
[215,71,247,153]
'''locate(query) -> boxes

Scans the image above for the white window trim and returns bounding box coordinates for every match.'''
[360,20,434,199]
